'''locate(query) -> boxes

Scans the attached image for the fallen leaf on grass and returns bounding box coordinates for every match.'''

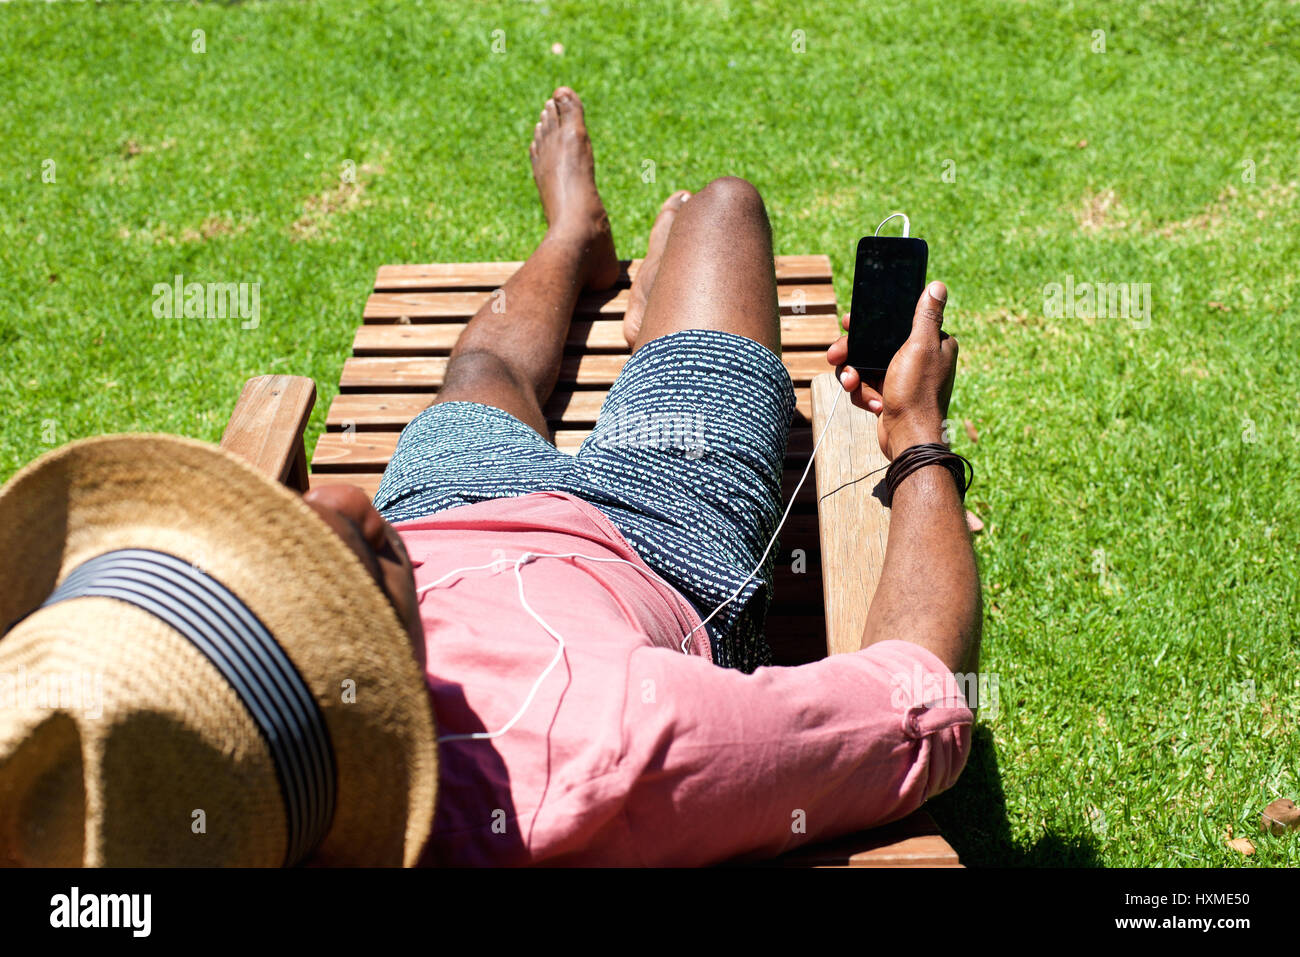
[1225,837,1255,856]
[963,419,979,443]
[1261,798,1299,836]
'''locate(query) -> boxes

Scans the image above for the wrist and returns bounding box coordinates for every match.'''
[888,422,945,456]
[883,442,973,507]
[888,461,959,501]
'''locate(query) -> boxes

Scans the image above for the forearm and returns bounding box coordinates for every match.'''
[860,457,982,675]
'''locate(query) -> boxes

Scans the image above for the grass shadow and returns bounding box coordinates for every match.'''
[928,724,1103,867]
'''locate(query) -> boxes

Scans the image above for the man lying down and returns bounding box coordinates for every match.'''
[0,88,981,866]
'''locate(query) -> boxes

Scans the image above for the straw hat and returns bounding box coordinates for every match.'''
[0,434,437,866]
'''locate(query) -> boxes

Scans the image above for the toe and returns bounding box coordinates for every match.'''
[554,87,586,131]
[662,190,691,212]
[554,86,580,112]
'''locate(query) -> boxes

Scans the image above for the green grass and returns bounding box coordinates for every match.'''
[2,0,1297,867]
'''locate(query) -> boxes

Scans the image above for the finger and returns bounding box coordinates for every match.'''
[839,368,883,414]
[840,311,851,330]
[941,332,959,365]
[909,280,948,343]
[858,384,883,415]
[827,333,849,366]
[836,365,882,413]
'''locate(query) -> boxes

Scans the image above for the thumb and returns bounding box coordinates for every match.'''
[909,280,948,343]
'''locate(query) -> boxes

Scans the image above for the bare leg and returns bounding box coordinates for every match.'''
[436,87,618,436]
[624,176,781,355]
[622,189,690,348]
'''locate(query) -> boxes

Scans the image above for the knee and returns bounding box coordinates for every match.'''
[695,176,768,219]
[444,348,526,395]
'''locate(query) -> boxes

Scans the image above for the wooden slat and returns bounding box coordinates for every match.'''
[325,387,816,431]
[375,260,634,291]
[220,375,316,491]
[353,314,841,354]
[341,355,557,390]
[326,393,436,429]
[339,351,833,391]
[373,254,833,291]
[810,372,891,656]
[308,472,386,497]
[363,284,836,321]
[310,433,401,470]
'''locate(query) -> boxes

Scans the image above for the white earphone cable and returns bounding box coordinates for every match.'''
[875,212,910,238]
[675,385,842,652]
[422,365,846,742]
[421,550,706,742]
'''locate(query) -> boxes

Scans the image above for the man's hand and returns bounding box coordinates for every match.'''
[826,281,958,461]
[831,279,981,675]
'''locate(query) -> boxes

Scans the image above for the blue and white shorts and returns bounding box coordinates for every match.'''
[374,329,796,672]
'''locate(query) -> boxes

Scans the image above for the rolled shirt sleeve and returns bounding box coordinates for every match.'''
[617,639,974,865]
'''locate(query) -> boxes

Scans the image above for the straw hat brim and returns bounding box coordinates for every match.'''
[0,434,437,866]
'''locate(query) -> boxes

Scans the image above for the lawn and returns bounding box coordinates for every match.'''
[2,0,1297,867]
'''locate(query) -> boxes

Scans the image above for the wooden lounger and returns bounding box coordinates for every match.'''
[219,255,961,867]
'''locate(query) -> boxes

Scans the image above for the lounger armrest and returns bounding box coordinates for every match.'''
[809,372,891,657]
[220,375,317,492]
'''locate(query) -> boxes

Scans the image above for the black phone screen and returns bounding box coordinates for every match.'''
[846,236,928,375]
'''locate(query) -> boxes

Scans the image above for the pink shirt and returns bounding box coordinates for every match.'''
[397,491,972,866]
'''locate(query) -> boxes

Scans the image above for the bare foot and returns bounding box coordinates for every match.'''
[623,190,691,348]
[529,87,619,290]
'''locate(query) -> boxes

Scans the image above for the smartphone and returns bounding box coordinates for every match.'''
[845,236,928,376]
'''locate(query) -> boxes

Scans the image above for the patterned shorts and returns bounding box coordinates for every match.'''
[373,328,796,672]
